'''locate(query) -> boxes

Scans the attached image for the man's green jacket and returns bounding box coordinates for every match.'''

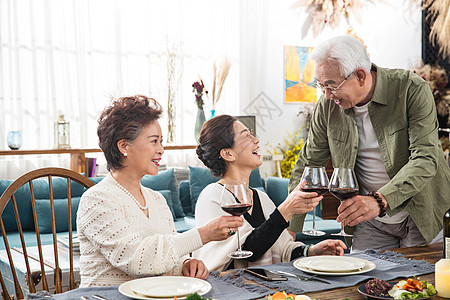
[288,65,450,243]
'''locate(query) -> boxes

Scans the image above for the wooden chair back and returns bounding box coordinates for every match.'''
[0,168,95,300]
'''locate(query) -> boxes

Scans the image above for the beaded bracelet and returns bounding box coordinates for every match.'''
[368,191,386,218]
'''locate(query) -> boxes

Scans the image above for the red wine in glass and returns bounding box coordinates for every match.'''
[220,182,253,259]
[300,166,329,236]
[221,203,252,216]
[301,187,329,196]
[329,168,359,237]
[329,188,358,201]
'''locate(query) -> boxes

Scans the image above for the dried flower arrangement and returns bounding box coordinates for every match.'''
[422,0,450,58]
[291,0,376,37]
[210,57,231,110]
[165,42,183,144]
[192,81,206,110]
[413,64,450,126]
[413,63,450,152]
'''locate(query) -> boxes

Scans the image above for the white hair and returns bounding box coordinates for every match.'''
[310,35,371,77]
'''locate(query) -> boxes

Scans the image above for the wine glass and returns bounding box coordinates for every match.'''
[329,168,359,237]
[220,182,253,259]
[301,166,329,236]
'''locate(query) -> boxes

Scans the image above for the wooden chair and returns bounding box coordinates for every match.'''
[0,167,95,300]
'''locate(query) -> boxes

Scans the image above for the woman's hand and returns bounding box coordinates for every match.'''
[198,215,243,244]
[182,258,209,279]
[308,240,347,256]
[278,181,322,222]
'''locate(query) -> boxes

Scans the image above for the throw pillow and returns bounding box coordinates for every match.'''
[32,177,87,199]
[157,189,176,218]
[249,167,264,189]
[140,168,184,217]
[189,166,219,212]
[0,179,35,232]
[189,166,265,212]
[35,197,81,234]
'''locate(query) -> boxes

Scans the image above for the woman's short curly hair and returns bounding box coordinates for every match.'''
[97,95,162,171]
[196,115,237,177]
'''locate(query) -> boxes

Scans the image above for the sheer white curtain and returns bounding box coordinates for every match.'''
[0,0,241,179]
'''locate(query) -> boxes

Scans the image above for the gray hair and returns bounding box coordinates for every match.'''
[310,35,371,77]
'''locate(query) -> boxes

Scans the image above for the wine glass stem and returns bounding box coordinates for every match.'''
[312,208,316,231]
[236,228,242,251]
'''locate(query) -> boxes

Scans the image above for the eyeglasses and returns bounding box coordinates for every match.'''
[243,129,258,143]
[315,73,353,95]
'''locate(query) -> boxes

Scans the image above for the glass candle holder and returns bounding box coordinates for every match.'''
[7,131,22,150]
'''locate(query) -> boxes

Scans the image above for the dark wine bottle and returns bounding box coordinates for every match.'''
[444,208,450,259]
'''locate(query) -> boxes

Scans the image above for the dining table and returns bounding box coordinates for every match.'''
[304,242,444,299]
[26,243,446,300]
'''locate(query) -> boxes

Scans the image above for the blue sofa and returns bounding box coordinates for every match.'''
[0,166,340,250]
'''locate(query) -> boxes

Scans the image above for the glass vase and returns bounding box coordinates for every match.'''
[195,109,206,142]
[7,131,22,150]
[209,109,216,120]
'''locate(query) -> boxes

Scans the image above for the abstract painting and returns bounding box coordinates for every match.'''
[284,46,317,103]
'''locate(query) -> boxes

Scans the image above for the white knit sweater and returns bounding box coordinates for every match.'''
[77,173,203,287]
[193,183,303,271]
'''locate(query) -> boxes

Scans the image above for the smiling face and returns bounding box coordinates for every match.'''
[315,60,368,109]
[228,121,262,170]
[124,121,164,176]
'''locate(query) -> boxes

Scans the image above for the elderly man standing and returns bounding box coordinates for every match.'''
[288,35,450,252]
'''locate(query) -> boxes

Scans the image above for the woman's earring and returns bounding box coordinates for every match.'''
[124,153,127,157]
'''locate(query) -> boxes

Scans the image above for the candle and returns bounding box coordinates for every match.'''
[436,259,450,298]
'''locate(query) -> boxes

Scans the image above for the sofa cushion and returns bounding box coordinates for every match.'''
[0,179,34,232]
[158,189,176,218]
[89,177,104,184]
[140,168,184,218]
[89,172,181,218]
[188,166,265,213]
[35,197,81,233]
[179,180,192,215]
[249,168,265,189]
[33,177,87,199]
[266,176,321,217]
[188,167,219,212]
[174,216,196,233]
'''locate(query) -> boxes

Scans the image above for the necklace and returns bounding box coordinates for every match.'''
[110,174,148,210]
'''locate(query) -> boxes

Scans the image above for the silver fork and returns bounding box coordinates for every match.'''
[274,270,330,284]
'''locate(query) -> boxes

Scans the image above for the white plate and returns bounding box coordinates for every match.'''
[118,276,212,300]
[299,256,366,272]
[294,256,376,276]
[129,276,204,297]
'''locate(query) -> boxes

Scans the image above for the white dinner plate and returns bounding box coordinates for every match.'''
[118,276,212,299]
[299,255,366,272]
[294,256,376,276]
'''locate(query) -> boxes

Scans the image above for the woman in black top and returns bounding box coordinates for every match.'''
[193,115,346,271]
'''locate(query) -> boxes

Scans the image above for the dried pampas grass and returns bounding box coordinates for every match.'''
[211,57,231,109]
[291,0,376,38]
[422,0,450,58]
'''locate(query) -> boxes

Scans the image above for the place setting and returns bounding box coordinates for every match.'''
[118,276,211,299]
[293,255,376,276]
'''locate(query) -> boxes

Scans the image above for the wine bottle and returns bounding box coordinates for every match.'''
[444,208,450,259]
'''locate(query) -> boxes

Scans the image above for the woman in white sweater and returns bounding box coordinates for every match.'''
[77,96,243,287]
[193,115,346,271]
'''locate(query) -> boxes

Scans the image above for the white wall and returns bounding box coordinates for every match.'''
[241,0,422,177]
